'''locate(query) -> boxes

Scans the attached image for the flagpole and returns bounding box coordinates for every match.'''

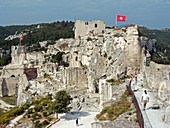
[115,14,117,27]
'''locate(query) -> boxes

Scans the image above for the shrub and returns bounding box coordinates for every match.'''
[42,111,48,117]
[34,105,43,112]
[41,120,49,126]
[32,99,41,105]
[60,61,69,67]
[106,78,114,83]
[0,108,4,116]
[32,113,38,120]
[27,108,33,114]
[34,120,41,128]
[21,103,30,110]
[106,78,120,85]
[11,107,24,116]
[27,114,31,118]
[51,52,64,63]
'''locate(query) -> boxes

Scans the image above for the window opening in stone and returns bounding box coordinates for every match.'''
[75,56,78,61]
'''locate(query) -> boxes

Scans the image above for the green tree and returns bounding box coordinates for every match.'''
[51,91,72,114]
[0,55,12,66]
[51,52,64,63]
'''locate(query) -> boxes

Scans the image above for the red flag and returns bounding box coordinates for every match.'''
[20,35,24,41]
[116,15,126,22]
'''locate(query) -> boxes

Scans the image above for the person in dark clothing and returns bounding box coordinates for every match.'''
[76,118,78,126]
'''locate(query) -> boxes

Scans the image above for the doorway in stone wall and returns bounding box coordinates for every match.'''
[93,79,99,93]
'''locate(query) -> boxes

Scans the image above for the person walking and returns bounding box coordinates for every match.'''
[141,90,149,110]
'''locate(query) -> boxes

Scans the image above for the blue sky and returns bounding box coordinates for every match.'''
[0,0,170,29]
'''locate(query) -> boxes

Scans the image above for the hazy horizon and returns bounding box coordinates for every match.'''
[0,0,170,29]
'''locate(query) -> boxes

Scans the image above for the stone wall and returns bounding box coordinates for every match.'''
[143,61,170,104]
[26,51,44,67]
[99,79,113,111]
[0,77,19,97]
[2,64,24,78]
[16,74,30,106]
[74,20,105,39]
[99,78,127,111]
[11,46,26,64]
[62,67,88,88]
[69,51,82,67]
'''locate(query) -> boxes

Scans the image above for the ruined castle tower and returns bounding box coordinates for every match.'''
[11,46,26,64]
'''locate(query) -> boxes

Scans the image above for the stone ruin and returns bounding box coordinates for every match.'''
[0,20,169,122]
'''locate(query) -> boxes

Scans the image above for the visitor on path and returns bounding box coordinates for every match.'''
[141,90,149,110]
[135,73,137,84]
[129,74,133,86]
[76,118,79,126]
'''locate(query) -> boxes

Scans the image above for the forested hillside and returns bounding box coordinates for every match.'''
[138,27,170,64]
[0,21,74,50]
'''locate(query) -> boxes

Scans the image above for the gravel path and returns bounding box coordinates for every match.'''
[50,111,98,128]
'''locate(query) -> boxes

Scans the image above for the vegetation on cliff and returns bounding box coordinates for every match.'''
[51,51,69,67]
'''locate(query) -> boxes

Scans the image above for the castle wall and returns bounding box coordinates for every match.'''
[2,65,24,78]
[0,77,19,97]
[62,67,88,88]
[26,52,44,66]
[74,20,105,39]
[11,46,26,64]
[69,52,82,67]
